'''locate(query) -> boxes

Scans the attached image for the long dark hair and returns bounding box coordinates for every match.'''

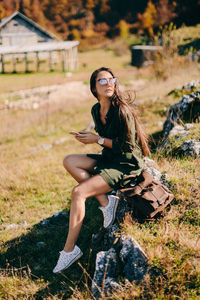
[90,67,150,157]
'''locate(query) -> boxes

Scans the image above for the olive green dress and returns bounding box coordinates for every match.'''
[87,102,144,189]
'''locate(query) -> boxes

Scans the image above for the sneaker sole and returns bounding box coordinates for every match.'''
[104,197,119,229]
[54,251,83,273]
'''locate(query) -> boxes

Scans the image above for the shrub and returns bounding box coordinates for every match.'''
[119,20,129,38]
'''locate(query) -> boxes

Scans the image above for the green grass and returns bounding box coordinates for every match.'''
[0,32,200,299]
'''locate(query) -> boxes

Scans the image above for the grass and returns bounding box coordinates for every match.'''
[0,30,200,299]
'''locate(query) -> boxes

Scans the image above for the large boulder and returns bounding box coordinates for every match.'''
[91,248,120,298]
[163,90,200,138]
[119,235,148,284]
[160,123,200,157]
[180,140,200,157]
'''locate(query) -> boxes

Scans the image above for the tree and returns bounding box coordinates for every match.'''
[0,4,6,19]
[85,0,95,10]
[155,0,176,27]
[137,1,157,37]
[43,0,68,20]
[137,0,176,37]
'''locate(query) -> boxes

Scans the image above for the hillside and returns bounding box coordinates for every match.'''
[0,30,200,298]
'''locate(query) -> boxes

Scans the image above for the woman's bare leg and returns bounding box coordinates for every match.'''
[63,154,109,207]
[64,174,112,252]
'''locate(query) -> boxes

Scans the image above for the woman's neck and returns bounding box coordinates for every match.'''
[99,97,111,111]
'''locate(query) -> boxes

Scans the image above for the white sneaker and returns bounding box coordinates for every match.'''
[53,245,83,273]
[99,195,119,228]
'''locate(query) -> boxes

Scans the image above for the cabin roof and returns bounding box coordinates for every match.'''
[0,11,57,40]
[0,41,79,55]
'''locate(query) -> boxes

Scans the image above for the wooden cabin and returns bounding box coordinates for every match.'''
[0,12,79,73]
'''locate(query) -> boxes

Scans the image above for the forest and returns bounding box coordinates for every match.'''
[0,0,199,42]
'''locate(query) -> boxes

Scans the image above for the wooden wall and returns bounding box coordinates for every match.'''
[0,16,54,46]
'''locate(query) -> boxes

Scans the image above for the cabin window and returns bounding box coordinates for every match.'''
[13,23,19,26]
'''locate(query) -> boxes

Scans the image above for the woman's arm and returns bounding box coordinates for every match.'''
[75,131,113,149]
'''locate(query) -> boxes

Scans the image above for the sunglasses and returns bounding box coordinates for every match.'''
[97,77,117,85]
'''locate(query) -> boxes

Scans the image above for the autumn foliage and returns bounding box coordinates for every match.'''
[0,0,199,41]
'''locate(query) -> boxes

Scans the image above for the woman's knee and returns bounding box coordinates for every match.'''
[63,155,74,170]
[71,185,86,201]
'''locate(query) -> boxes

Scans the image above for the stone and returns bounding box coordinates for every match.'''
[32,143,52,153]
[40,210,69,227]
[144,157,158,168]
[36,241,46,247]
[119,235,148,283]
[91,248,120,298]
[54,137,68,145]
[160,122,200,157]
[169,125,185,137]
[180,140,200,157]
[152,96,159,103]
[157,121,163,127]
[1,81,89,111]
[163,89,200,137]
[2,221,28,231]
[184,123,194,130]
[144,167,169,187]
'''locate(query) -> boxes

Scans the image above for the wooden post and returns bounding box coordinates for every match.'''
[49,51,54,72]
[71,47,74,71]
[67,49,70,70]
[36,52,40,72]
[12,54,16,73]
[1,54,5,73]
[69,48,73,71]
[24,52,29,73]
[73,46,78,70]
[61,50,67,72]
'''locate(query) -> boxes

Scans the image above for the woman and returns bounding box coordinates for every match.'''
[53,67,149,273]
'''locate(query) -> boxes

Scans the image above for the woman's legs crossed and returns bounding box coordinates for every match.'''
[63,154,109,207]
[63,154,95,183]
[64,174,112,252]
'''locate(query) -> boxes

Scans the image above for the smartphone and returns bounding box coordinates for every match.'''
[69,131,81,135]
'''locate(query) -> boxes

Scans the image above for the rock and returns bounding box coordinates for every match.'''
[65,72,72,77]
[91,248,120,298]
[32,103,39,110]
[40,219,50,226]
[169,125,185,137]
[32,143,52,153]
[163,89,200,137]
[157,121,163,127]
[115,195,131,224]
[119,235,148,283]
[144,157,158,168]
[144,167,169,187]
[152,96,159,103]
[160,123,200,157]
[36,241,46,247]
[184,123,194,130]
[1,81,89,111]
[180,140,200,157]
[2,221,28,231]
[168,80,200,96]
[54,137,68,145]
[40,210,69,227]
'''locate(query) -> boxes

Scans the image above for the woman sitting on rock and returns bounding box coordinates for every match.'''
[53,67,149,273]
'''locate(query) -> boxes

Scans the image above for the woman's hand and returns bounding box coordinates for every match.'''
[75,131,98,144]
